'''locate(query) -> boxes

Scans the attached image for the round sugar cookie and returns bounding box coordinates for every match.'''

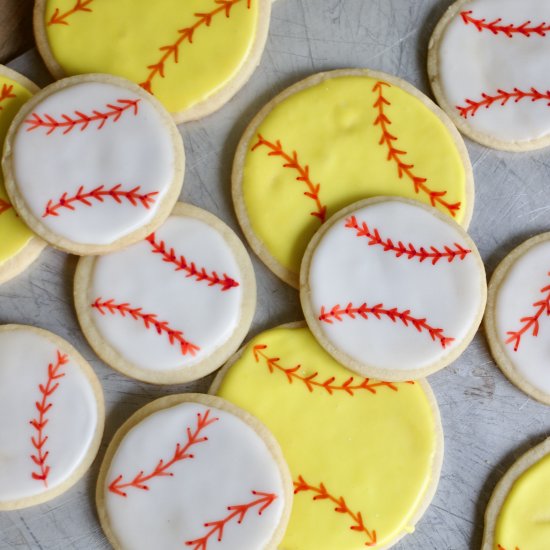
[233,68,474,287]
[300,197,487,381]
[2,74,184,255]
[33,0,271,123]
[485,233,550,405]
[75,203,256,384]
[482,438,550,550]
[211,323,443,550]
[0,324,104,511]
[428,0,550,151]
[0,66,45,285]
[97,393,292,550]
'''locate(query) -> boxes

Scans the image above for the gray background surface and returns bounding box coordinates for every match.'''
[1,0,550,548]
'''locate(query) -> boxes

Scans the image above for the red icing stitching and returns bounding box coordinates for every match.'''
[373,81,461,218]
[24,98,140,135]
[461,10,550,37]
[505,275,550,352]
[497,546,520,550]
[456,88,550,119]
[345,215,471,264]
[0,198,12,216]
[294,476,377,546]
[319,302,454,349]
[184,490,278,549]
[146,233,239,292]
[140,0,251,95]
[109,409,218,497]
[30,350,69,486]
[47,0,94,26]
[0,83,16,111]
[251,134,327,223]
[92,298,200,357]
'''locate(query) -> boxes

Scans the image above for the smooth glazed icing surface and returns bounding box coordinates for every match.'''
[42,0,260,114]
[104,402,285,550]
[0,328,98,502]
[438,0,550,142]
[215,325,440,549]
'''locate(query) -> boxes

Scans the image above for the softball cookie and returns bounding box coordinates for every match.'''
[2,74,184,255]
[75,203,255,384]
[34,0,271,123]
[211,323,443,549]
[233,68,474,287]
[429,0,550,151]
[0,325,104,511]
[97,394,292,550]
[300,197,487,381]
[485,233,550,405]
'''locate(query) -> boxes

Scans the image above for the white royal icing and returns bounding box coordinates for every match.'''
[495,239,550,396]
[438,0,550,142]
[104,402,285,550]
[0,327,99,503]
[12,81,177,245]
[307,200,484,371]
[89,212,244,372]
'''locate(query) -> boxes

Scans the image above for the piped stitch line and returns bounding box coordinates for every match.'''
[0,198,12,216]
[497,545,520,550]
[109,409,218,497]
[373,81,461,218]
[0,83,16,111]
[47,0,94,26]
[184,490,278,549]
[461,10,550,37]
[251,134,327,222]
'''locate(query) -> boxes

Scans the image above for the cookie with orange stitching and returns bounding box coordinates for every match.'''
[300,197,487,382]
[428,0,550,151]
[0,324,104,511]
[33,0,271,123]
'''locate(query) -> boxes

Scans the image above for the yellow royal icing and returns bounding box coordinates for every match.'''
[242,75,468,280]
[43,0,259,114]
[215,325,440,549]
[494,453,550,550]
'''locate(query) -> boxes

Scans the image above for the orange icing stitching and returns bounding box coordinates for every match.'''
[461,10,550,37]
[109,409,218,497]
[0,83,16,111]
[140,0,251,95]
[47,0,94,26]
[0,198,12,216]
[373,81,461,218]
[497,545,520,550]
[294,476,377,546]
[251,134,327,223]
[184,490,278,549]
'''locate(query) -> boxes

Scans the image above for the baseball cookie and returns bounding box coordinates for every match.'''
[97,394,292,550]
[300,197,487,381]
[33,0,271,123]
[2,74,184,255]
[0,324,104,511]
[233,68,474,287]
[428,0,550,151]
[485,233,550,405]
[482,437,550,550]
[211,323,443,549]
[0,66,45,285]
[75,203,255,384]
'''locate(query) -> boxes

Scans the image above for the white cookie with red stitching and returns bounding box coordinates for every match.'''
[0,324,104,511]
[2,74,184,255]
[485,232,550,405]
[74,203,256,384]
[300,197,487,381]
[428,0,550,151]
[96,393,292,550]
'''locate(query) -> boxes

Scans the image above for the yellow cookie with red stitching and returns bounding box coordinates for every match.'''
[210,322,443,549]
[233,69,474,287]
[482,437,550,550]
[0,66,45,285]
[33,0,271,122]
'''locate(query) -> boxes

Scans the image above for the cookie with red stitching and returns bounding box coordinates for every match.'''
[2,74,184,255]
[96,393,292,550]
[74,203,255,384]
[0,324,104,510]
[485,233,550,405]
[300,197,487,381]
[428,0,550,151]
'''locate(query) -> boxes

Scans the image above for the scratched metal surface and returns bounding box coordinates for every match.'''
[1,1,550,548]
